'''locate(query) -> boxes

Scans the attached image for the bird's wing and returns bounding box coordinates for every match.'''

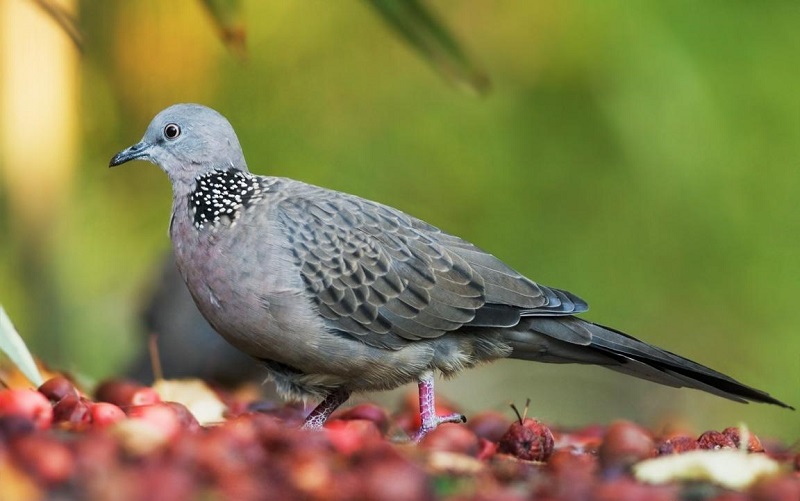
[275,183,587,349]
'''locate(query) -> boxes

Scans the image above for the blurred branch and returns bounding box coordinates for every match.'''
[366,0,490,96]
[30,0,82,52]
[197,0,247,59]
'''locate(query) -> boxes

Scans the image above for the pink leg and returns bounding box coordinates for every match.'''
[412,371,466,442]
[301,388,350,430]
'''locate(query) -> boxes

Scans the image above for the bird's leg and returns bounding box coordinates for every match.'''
[411,371,466,442]
[301,388,351,430]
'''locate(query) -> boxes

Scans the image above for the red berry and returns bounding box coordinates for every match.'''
[0,389,53,430]
[476,438,498,460]
[11,434,74,484]
[163,402,200,431]
[497,418,555,462]
[419,423,481,456]
[598,420,655,472]
[336,404,390,434]
[129,387,161,406]
[126,402,198,439]
[324,419,382,455]
[555,425,605,453]
[656,435,699,455]
[52,394,92,426]
[38,376,79,403]
[468,411,512,442]
[90,402,126,428]
[722,427,764,453]
[697,430,736,450]
[95,379,161,407]
[545,449,597,500]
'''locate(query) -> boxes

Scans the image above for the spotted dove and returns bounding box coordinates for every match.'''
[110,104,792,440]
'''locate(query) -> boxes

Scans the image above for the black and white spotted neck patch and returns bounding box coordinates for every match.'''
[189,169,268,229]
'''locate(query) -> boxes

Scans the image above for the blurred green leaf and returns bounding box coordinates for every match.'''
[0,307,44,388]
[366,0,490,96]
[197,0,247,58]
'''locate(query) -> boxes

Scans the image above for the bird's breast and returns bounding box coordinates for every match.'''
[170,206,322,361]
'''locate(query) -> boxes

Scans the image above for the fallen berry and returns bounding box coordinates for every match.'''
[95,380,161,407]
[52,395,92,427]
[90,402,126,428]
[599,420,655,473]
[656,435,698,455]
[419,423,481,456]
[497,418,554,462]
[336,404,390,435]
[11,434,74,484]
[323,418,382,455]
[697,430,736,450]
[126,402,196,440]
[0,389,53,430]
[722,426,765,453]
[468,411,512,442]
[37,377,79,403]
[496,400,554,462]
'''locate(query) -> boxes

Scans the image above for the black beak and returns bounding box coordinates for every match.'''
[109,141,150,167]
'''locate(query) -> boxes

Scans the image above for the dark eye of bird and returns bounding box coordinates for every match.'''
[164,123,181,140]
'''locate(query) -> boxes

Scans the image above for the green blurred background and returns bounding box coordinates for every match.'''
[0,1,798,439]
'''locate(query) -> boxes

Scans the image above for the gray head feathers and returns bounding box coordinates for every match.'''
[110,103,249,184]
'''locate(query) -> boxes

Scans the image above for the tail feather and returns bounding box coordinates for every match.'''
[509,317,793,409]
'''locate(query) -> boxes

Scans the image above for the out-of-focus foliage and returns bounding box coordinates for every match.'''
[0,307,44,387]
[366,0,490,95]
[30,0,82,50]
[1,1,798,439]
[197,0,246,58]
[36,0,487,92]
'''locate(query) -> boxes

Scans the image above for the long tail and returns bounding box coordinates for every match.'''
[505,316,793,409]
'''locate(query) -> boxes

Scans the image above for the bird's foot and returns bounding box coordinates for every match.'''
[300,416,324,431]
[411,412,466,442]
[300,388,351,431]
[411,371,467,442]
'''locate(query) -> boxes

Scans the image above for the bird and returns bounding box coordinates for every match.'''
[110,103,792,439]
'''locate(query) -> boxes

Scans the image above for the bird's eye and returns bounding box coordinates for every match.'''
[164,123,181,140]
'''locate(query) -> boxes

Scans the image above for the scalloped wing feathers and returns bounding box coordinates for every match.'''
[276,182,587,349]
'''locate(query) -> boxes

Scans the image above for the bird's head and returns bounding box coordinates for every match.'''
[109,104,249,183]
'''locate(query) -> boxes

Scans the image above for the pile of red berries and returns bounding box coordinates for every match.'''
[0,376,797,501]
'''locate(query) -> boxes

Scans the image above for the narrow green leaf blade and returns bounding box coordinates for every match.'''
[0,307,44,388]
[197,0,247,58]
[367,0,490,96]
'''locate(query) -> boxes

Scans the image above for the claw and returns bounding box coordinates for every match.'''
[412,412,466,442]
[412,371,466,442]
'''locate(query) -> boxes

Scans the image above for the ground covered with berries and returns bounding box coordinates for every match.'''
[0,376,798,501]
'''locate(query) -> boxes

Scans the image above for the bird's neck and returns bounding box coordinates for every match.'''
[180,169,269,230]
